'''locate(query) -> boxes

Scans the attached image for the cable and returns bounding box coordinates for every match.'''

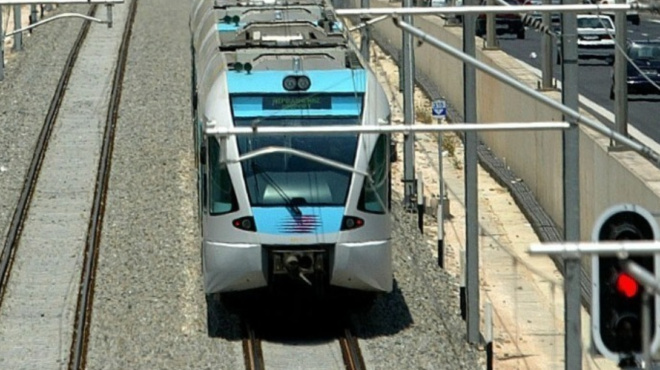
[590,7,660,95]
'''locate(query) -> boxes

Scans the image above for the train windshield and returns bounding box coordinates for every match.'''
[235,116,359,207]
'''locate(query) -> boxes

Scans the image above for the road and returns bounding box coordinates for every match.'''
[496,14,660,141]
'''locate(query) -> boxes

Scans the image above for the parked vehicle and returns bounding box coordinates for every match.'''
[476,0,525,39]
[610,40,660,99]
[557,15,616,65]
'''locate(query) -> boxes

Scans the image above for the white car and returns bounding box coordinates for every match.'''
[557,15,616,65]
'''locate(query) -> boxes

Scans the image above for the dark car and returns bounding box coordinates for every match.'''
[609,41,660,99]
[475,0,525,39]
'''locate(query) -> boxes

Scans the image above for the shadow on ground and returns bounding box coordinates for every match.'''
[205,279,413,341]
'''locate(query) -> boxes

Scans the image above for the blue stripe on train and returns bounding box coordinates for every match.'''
[217,23,244,32]
[252,207,344,235]
[227,70,366,94]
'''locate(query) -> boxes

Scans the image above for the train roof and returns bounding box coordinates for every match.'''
[190,0,374,119]
[191,0,365,74]
[213,0,327,8]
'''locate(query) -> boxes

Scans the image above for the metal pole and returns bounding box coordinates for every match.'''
[613,0,628,144]
[642,289,651,368]
[460,252,467,320]
[541,0,553,89]
[560,0,581,367]
[398,50,403,93]
[360,0,370,61]
[486,0,497,48]
[29,4,37,32]
[437,117,445,268]
[12,4,21,51]
[0,5,4,81]
[485,301,494,370]
[417,172,424,234]
[463,0,480,345]
[403,0,416,209]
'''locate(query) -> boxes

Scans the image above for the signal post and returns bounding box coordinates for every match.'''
[530,204,660,369]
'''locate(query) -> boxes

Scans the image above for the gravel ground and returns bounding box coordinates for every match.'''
[355,200,484,370]
[85,0,241,368]
[0,4,87,250]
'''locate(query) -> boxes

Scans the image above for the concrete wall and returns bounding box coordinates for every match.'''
[347,0,660,242]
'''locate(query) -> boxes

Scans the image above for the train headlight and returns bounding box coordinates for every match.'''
[282,75,311,91]
[341,216,364,231]
[232,216,256,232]
[283,76,298,91]
[222,15,240,25]
[296,76,311,91]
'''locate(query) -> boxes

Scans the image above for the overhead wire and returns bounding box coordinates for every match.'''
[496,0,660,95]
[590,4,660,95]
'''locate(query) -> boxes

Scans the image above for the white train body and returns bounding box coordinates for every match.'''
[190,0,392,295]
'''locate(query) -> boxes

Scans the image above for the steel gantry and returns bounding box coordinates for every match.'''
[338,3,660,370]
[0,0,123,80]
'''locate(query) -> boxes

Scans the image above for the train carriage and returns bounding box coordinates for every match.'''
[190,0,393,299]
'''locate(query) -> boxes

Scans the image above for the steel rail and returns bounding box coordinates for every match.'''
[0,4,96,309]
[68,0,138,368]
[339,327,366,370]
[335,3,657,16]
[243,321,265,370]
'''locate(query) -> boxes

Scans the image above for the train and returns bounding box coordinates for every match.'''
[189,0,393,301]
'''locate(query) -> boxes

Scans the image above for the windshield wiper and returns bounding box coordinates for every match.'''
[251,161,301,216]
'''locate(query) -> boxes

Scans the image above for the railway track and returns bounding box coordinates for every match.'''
[0,5,97,306]
[0,1,138,368]
[338,327,367,370]
[242,314,366,370]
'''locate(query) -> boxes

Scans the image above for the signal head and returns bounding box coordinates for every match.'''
[590,204,660,362]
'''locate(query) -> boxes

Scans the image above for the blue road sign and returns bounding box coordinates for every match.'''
[432,99,447,119]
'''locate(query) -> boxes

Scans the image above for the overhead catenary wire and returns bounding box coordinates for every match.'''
[335,3,658,16]
[590,6,660,95]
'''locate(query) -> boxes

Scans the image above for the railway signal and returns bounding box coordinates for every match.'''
[591,204,660,366]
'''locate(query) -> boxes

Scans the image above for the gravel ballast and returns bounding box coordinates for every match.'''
[1,1,485,368]
[85,0,241,368]
[0,4,87,249]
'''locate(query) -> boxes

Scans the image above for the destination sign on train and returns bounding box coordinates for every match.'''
[263,95,331,110]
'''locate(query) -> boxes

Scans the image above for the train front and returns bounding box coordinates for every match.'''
[202,65,392,296]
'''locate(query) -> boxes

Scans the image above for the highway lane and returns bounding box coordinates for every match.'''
[495,15,660,141]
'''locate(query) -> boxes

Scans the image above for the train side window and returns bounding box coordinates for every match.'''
[201,142,208,212]
[358,135,389,214]
[208,137,238,215]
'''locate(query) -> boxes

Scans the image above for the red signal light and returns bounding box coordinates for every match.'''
[616,273,639,298]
